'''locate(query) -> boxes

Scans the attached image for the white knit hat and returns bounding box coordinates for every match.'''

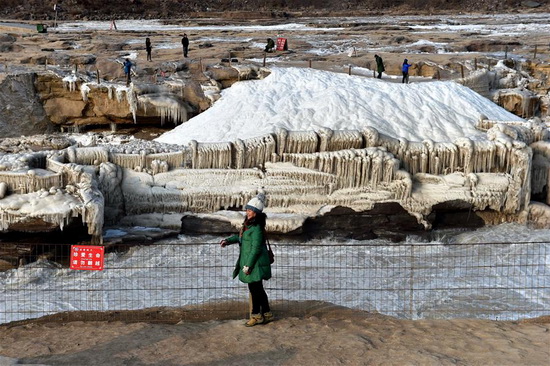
[245,193,266,213]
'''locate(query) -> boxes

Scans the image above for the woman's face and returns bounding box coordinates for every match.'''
[246,209,256,220]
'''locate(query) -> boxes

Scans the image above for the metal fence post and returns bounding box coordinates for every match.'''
[409,244,415,319]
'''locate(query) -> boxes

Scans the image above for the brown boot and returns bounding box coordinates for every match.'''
[245,313,264,327]
[263,312,274,324]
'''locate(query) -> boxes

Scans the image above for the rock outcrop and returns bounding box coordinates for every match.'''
[0,73,55,137]
[26,63,268,130]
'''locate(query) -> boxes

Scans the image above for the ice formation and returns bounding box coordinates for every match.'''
[456,62,540,119]
[138,94,188,125]
[2,63,550,239]
[1,112,546,240]
[62,74,78,93]
[63,78,191,126]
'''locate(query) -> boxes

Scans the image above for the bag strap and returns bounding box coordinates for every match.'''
[264,228,272,251]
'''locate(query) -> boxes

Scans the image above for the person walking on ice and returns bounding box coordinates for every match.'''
[145,37,152,62]
[220,193,274,327]
[374,54,385,79]
[123,58,133,86]
[402,58,412,84]
[182,34,189,58]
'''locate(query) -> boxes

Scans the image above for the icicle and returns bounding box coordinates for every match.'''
[62,74,78,93]
[241,134,277,168]
[455,137,474,174]
[362,127,379,147]
[284,131,319,154]
[113,85,138,123]
[127,84,138,124]
[80,83,91,102]
[66,147,110,166]
[327,130,363,151]
[0,182,7,198]
[317,127,333,152]
[190,141,232,169]
[137,93,188,126]
[275,128,289,155]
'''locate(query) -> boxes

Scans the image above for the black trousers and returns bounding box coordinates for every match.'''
[402,71,409,84]
[248,281,270,314]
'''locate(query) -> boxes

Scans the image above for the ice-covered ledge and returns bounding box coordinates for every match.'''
[0,116,549,242]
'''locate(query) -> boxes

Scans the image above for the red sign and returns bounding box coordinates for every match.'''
[70,245,105,270]
[276,37,287,51]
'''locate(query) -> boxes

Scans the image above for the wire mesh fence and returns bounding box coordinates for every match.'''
[1,240,549,324]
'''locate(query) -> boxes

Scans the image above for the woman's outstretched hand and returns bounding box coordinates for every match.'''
[220,239,228,248]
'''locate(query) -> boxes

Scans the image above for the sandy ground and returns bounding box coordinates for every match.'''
[1,12,549,86]
[0,302,548,366]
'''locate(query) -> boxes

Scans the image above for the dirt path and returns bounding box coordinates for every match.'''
[0,303,549,366]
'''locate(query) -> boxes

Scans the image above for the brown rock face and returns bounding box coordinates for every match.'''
[0,73,55,137]
[43,98,87,124]
[28,62,255,129]
[495,91,539,118]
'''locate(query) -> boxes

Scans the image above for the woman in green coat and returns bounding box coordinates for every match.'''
[220,193,273,327]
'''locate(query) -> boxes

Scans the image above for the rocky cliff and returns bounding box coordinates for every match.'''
[0,74,55,138]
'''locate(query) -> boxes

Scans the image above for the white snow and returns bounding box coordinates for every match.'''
[55,20,343,32]
[156,67,523,145]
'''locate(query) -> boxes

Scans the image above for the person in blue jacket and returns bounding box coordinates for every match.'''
[402,58,413,84]
[123,58,133,86]
[220,193,274,327]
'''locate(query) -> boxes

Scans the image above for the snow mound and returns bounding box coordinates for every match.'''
[156,67,523,145]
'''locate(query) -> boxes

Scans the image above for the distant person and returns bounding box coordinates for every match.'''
[265,38,275,53]
[182,34,189,58]
[402,59,412,84]
[145,37,152,62]
[220,193,274,327]
[123,58,133,86]
[374,54,385,79]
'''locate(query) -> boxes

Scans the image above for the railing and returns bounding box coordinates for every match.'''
[0,241,549,324]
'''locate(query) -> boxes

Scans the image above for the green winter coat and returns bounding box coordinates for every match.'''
[226,224,272,283]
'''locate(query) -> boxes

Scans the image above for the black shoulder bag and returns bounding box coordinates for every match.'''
[265,230,274,264]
